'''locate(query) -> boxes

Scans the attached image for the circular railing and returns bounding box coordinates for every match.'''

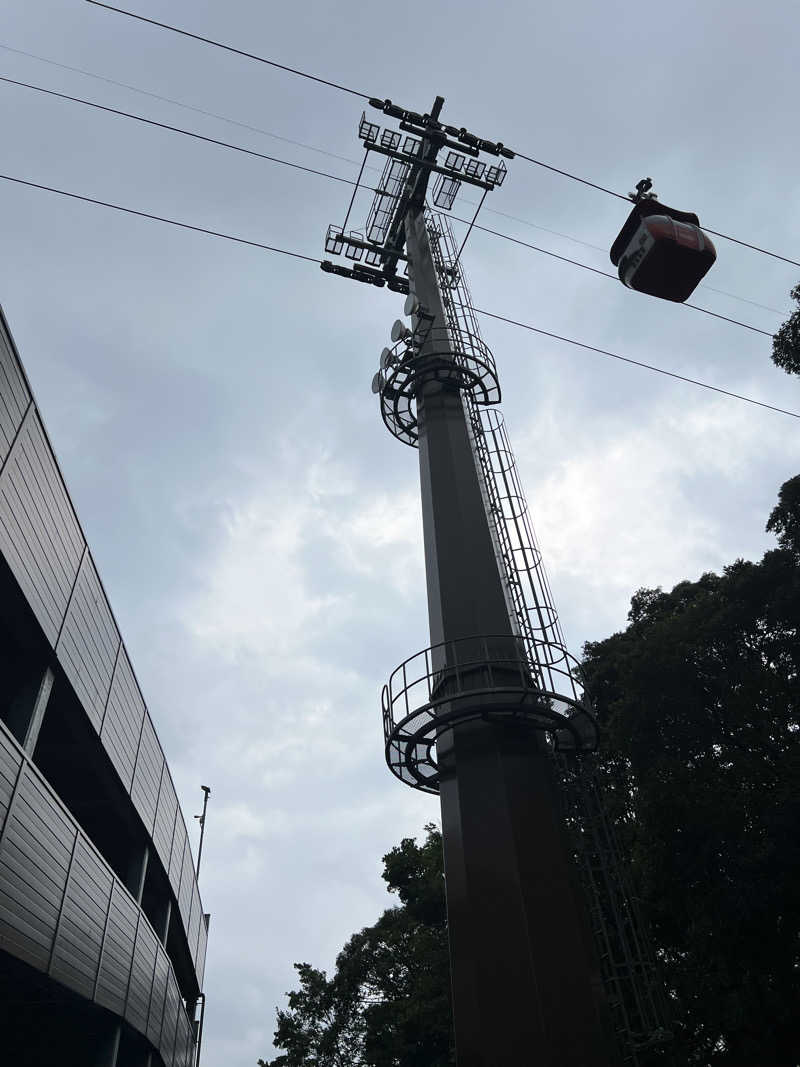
[379,327,500,446]
[382,634,598,793]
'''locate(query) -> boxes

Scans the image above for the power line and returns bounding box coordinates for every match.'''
[471,305,797,419]
[0,75,364,190]
[0,172,322,263]
[0,169,792,420]
[450,215,775,338]
[0,41,369,171]
[84,0,373,100]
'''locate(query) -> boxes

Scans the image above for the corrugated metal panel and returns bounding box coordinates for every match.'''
[168,817,186,890]
[153,768,178,874]
[100,647,146,792]
[187,885,201,976]
[195,911,208,990]
[56,551,120,731]
[131,713,163,836]
[0,727,22,834]
[0,766,75,970]
[96,881,138,1015]
[160,975,180,1065]
[177,836,195,927]
[148,946,169,1048]
[0,314,30,468]
[50,836,112,999]
[0,411,84,644]
[126,915,157,1034]
[174,1004,194,1067]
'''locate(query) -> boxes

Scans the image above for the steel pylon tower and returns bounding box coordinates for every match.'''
[322,95,669,1067]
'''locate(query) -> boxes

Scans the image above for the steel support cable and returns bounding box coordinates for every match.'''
[2,59,784,316]
[84,0,373,100]
[3,72,773,338]
[84,0,800,269]
[468,304,798,419]
[0,172,322,264]
[451,189,488,273]
[1,168,795,419]
[512,151,800,270]
[449,215,775,338]
[0,42,368,172]
[0,75,366,191]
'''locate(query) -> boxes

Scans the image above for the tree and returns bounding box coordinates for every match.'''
[771,283,800,375]
[263,479,800,1066]
[583,482,800,1065]
[259,825,453,1067]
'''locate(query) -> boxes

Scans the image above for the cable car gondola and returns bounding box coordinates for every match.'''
[610,178,716,302]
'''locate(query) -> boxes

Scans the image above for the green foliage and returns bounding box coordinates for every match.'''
[771,283,800,375]
[259,825,453,1067]
[583,483,800,1065]
[262,478,800,1067]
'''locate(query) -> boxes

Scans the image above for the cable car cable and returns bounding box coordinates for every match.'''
[0,171,323,264]
[0,41,371,172]
[3,38,640,266]
[1,72,779,337]
[84,1,374,101]
[0,169,793,420]
[84,1,800,270]
[0,75,368,190]
[513,152,800,270]
[449,215,775,338]
[468,305,798,420]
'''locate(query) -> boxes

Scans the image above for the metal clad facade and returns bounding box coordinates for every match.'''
[131,713,163,837]
[0,768,75,970]
[127,914,157,1032]
[0,725,197,1063]
[50,836,113,999]
[0,308,206,1062]
[0,316,29,468]
[0,728,19,832]
[96,881,136,1015]
[56,550,121,730]
[195,912,208,988]
[100,647,146,792]
[0,412,84,644]
[153,767,179,872]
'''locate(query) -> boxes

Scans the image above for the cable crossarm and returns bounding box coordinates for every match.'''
[84,1,374,100]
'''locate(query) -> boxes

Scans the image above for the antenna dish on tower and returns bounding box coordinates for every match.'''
[380,347,396,370]
[391,319,411,342]
[371,371,385,394]
[404,293,420,317]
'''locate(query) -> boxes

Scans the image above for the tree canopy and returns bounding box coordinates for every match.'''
[771,283,800,375]
[259,825,453,1067]
[262,478,800,1066]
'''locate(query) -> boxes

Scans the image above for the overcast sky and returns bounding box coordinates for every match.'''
[1,1,799,1063]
